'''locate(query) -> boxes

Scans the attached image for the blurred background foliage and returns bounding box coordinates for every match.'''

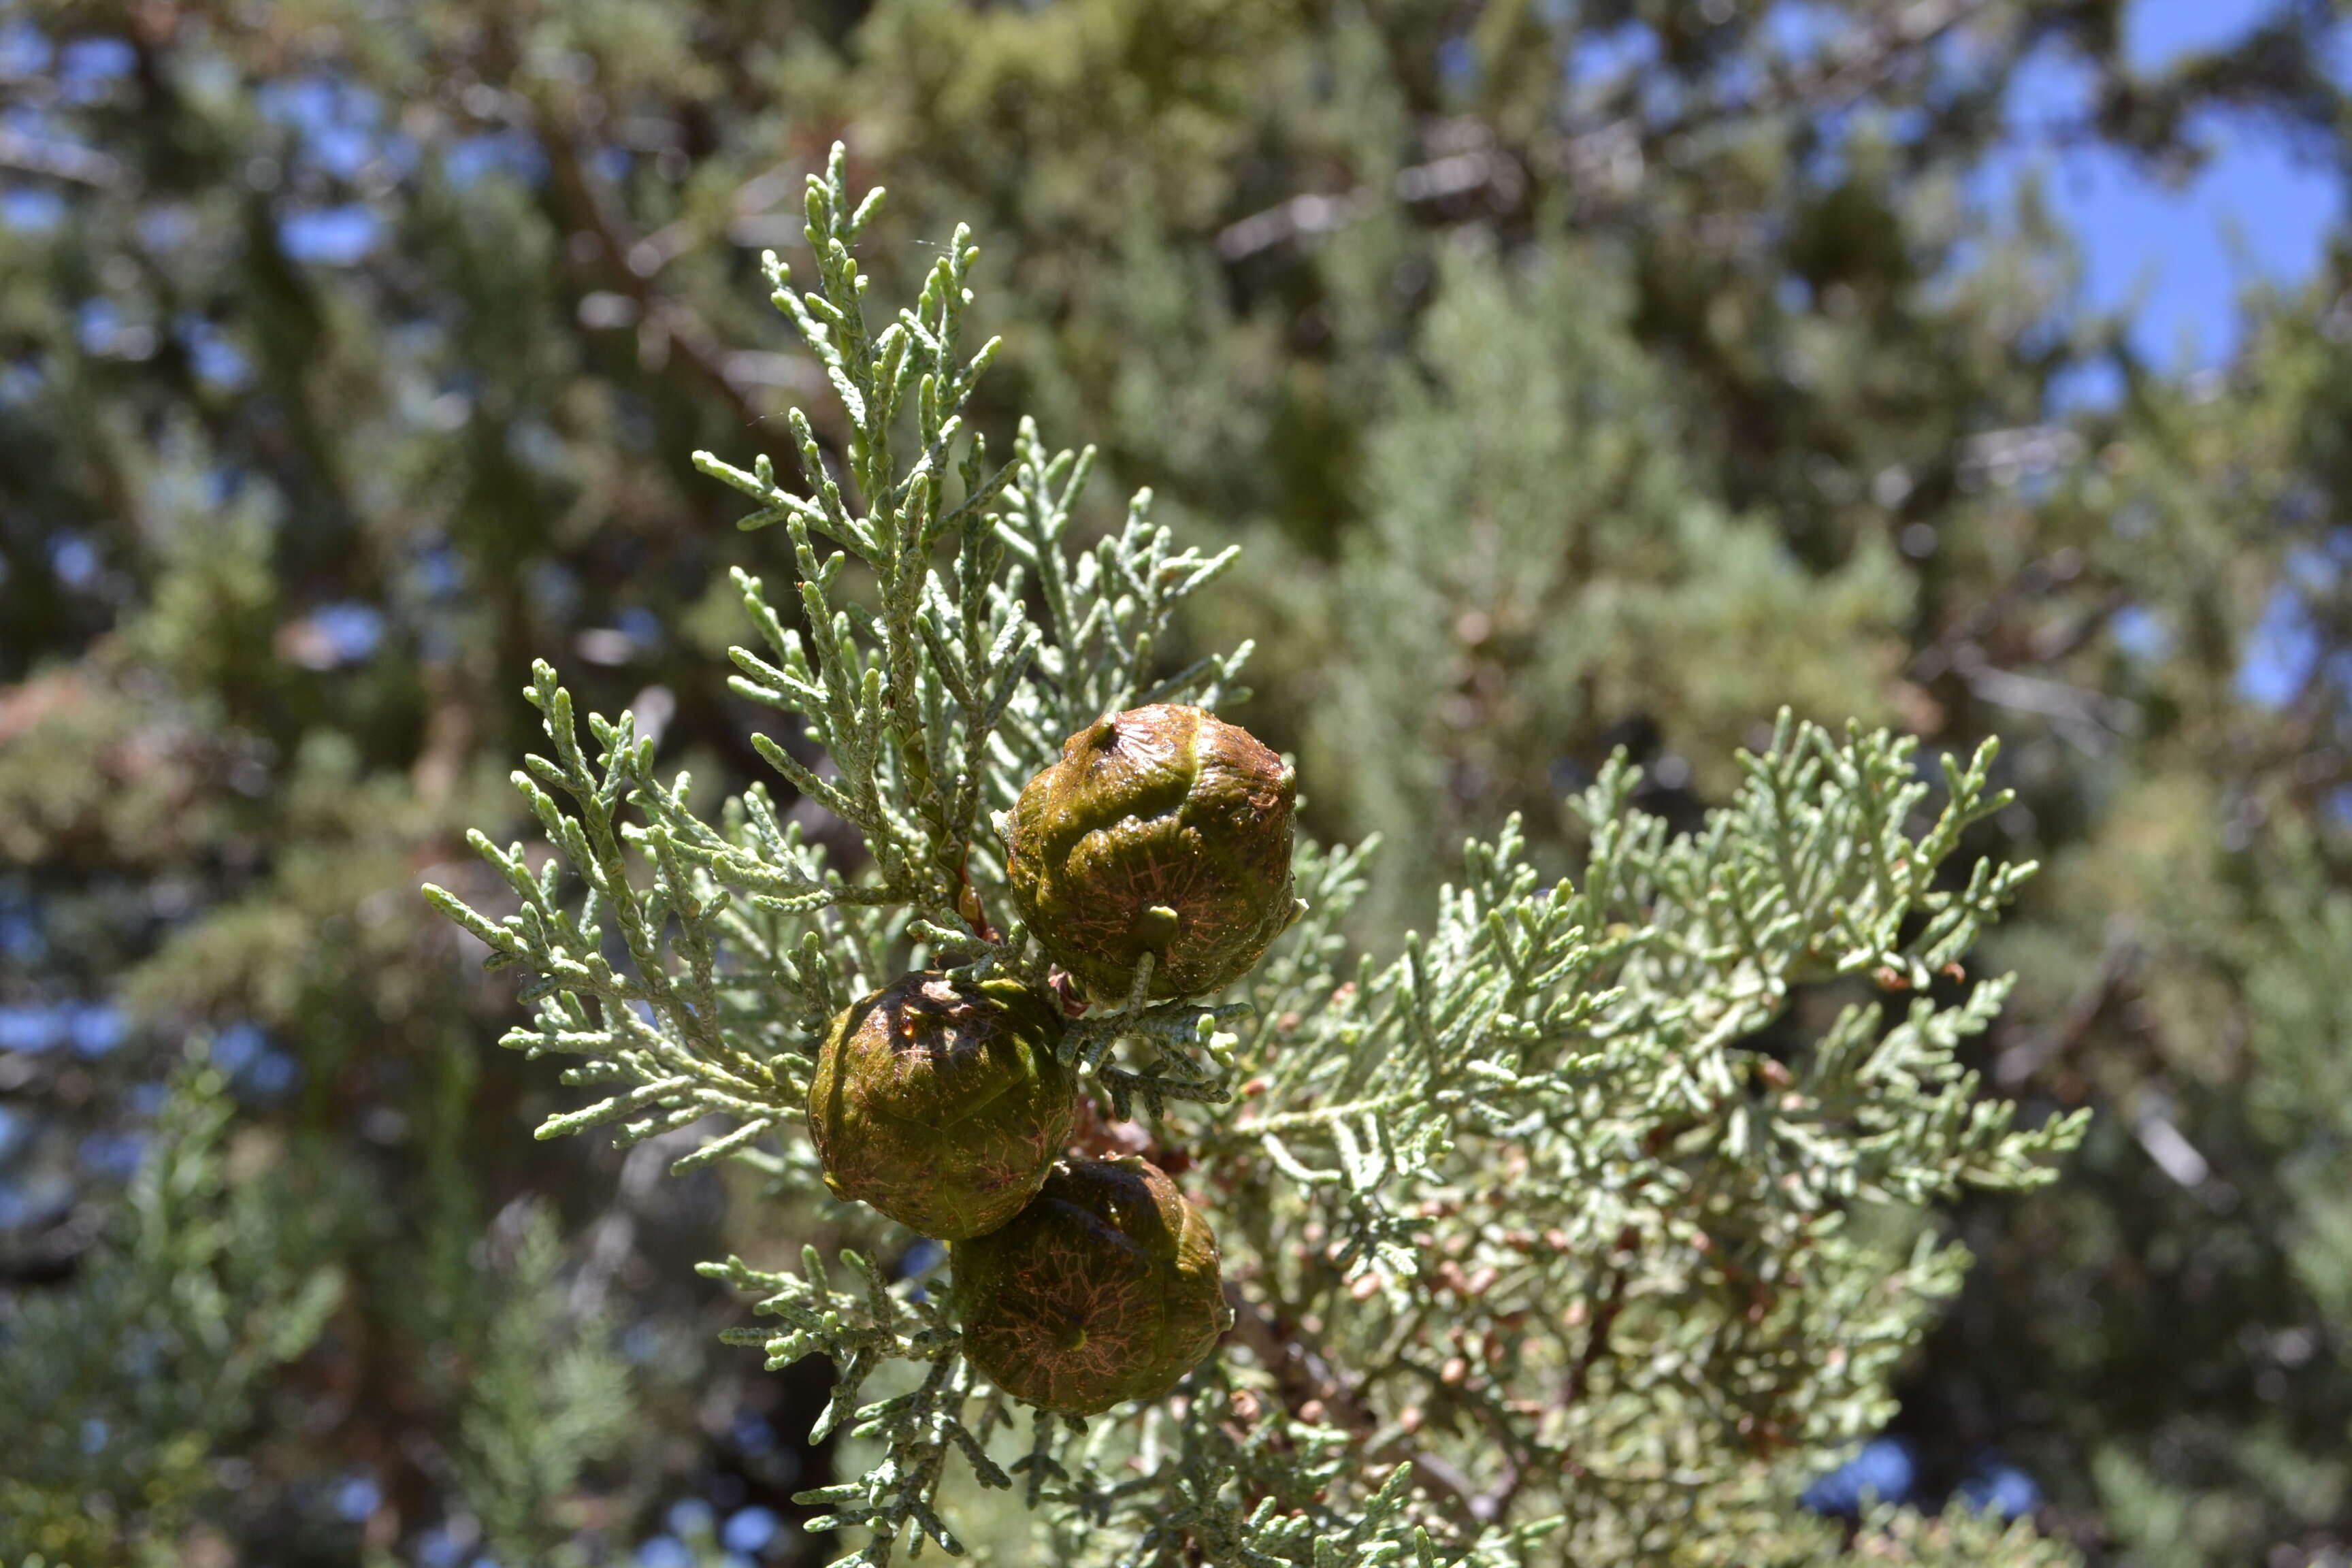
[5,0,2352,1561]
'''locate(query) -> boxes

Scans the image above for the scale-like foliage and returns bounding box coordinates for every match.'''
[0,1053,342,1566]
[429,151,2083,1567]
[453,1201,635,1563]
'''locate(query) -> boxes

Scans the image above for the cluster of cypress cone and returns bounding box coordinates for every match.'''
[806,704,1298,1414]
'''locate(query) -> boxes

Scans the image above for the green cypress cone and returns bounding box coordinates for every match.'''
[952,1156,1231,1415]
[1007,704,1298,1002]
[806,973,1075,1241]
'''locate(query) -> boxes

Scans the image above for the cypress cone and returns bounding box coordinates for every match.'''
[806,973,1075,1241]
[952,1156,1231,1414]
[1007,703,1298,1002]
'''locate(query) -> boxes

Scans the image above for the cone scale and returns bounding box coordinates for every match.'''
[1007,704,1298,1002]
[806,973,1075,1241]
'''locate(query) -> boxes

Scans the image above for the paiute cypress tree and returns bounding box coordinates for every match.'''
[7,1,2352,1561]
[429,150,2086,1567]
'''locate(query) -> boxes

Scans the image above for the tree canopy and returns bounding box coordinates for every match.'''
[5,1,2352,1563]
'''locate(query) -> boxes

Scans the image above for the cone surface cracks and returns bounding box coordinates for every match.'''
[1007,704,1297,1001]
[806,973,1075,1241]
[952,1156,1232,1414]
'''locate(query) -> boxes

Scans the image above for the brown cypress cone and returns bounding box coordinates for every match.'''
[951,1156,1232,1414]
[1006,704,1298,1002]
[806,973,1075,1241]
